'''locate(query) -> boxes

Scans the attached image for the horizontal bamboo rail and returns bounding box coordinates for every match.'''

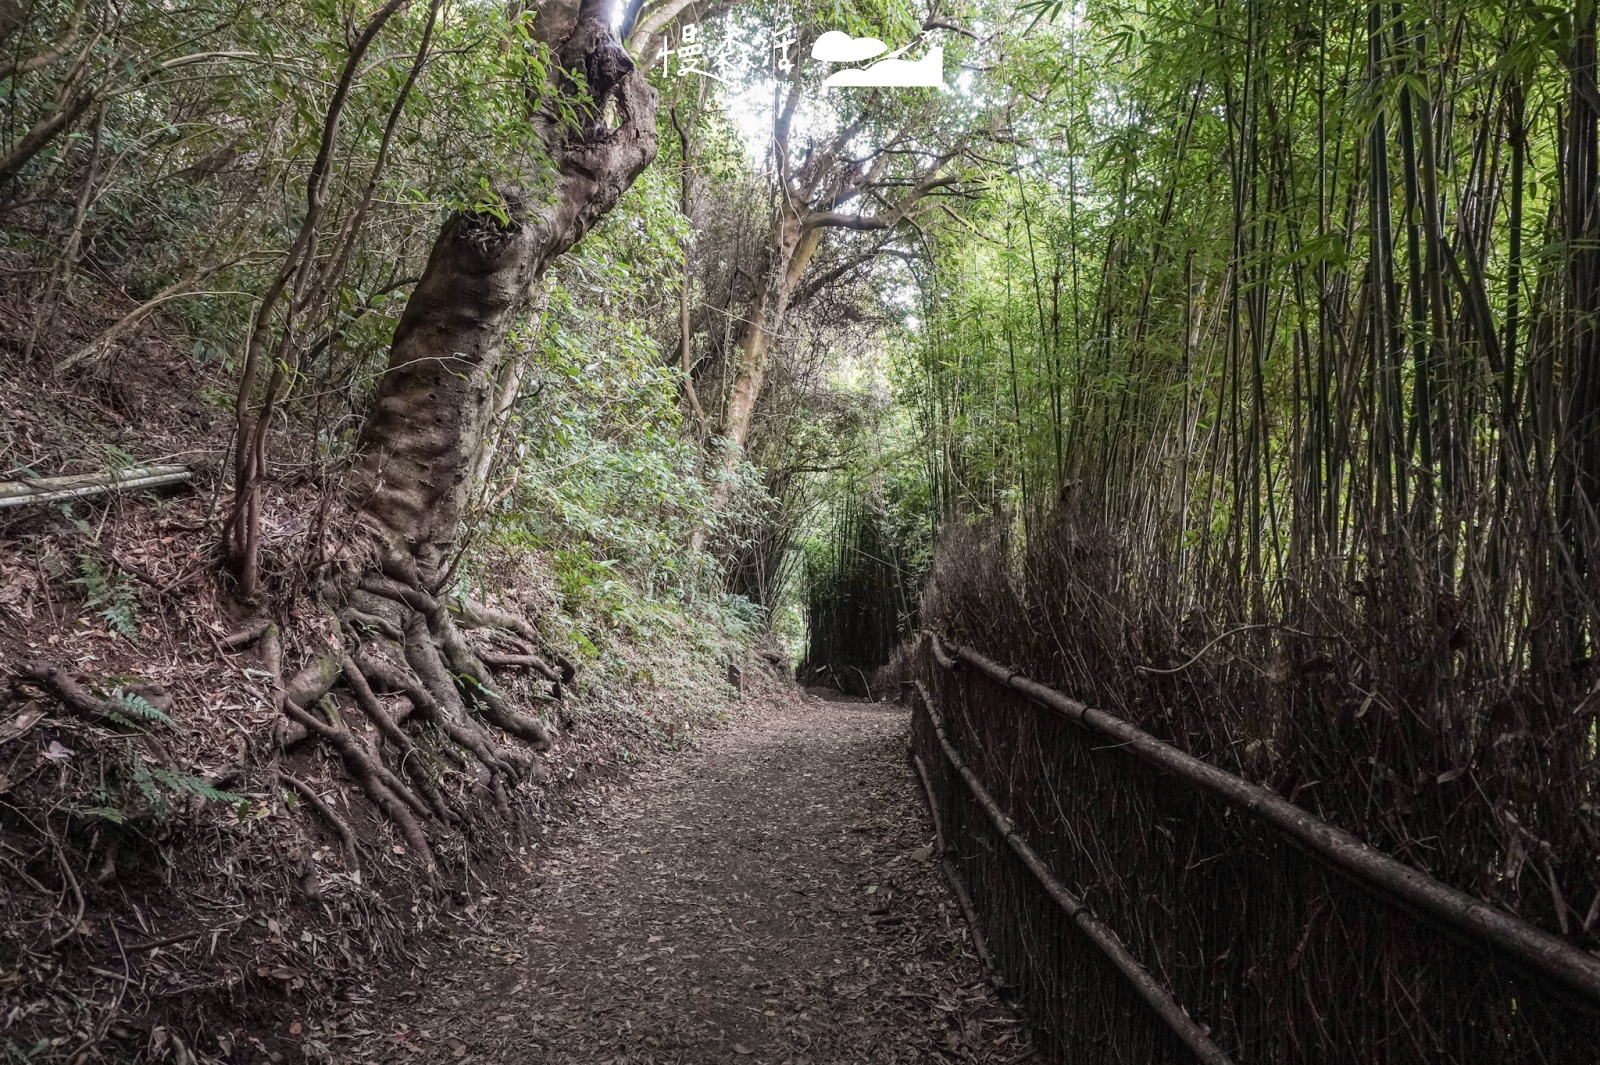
[913,679,1236,1065]
[925,631,1600,1006]
[0,465,191,509]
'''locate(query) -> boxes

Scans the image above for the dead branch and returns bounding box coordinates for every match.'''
[16,661,132,726]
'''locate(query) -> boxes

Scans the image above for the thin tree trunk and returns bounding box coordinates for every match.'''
[700,212,823,522]
[671,100,709,441]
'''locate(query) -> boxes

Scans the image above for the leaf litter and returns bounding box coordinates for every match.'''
[317,693,1043,1064]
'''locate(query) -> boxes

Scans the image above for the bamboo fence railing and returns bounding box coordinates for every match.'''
[911,631,1600,1062]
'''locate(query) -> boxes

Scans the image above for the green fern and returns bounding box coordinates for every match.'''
[103,690,174,730]
[70,556,140,640]
[130,758,165,810]
[97,444,139,471]
[457,672,502,700]
[4,1036,54,1062]
[147,766,244,806]
[126,756,244,818]
[72,805,128,826]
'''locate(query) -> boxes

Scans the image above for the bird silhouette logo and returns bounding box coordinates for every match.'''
[812,31,945,89]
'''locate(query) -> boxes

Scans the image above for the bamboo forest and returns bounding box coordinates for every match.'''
[2,0,1598,1060]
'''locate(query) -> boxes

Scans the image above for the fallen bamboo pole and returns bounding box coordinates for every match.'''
[0,465,191,509]
[913,679,1236,1065]
[925,631,1600,1006]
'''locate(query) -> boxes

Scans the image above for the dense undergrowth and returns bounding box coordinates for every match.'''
[796,0,1600,950]
[0,222,779,1060]
[0,5,785,1053]
[0,355,776,1065]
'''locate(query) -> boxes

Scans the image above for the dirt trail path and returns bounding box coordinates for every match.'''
[331,691,1035,1064]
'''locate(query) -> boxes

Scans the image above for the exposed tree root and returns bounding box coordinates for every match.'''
[280,771,361,870]
[11,661,170,730]
[281,699,436,870]
[211,572,568,876]
[341,657,457,825]
[280,654,343,746]
[353,644,523,781]
[218,616,274,650]
[13,661,118,722]
[359,572,439,616]
[259,622,283,684]
[453,597,576,682]
[432,614,552,748]
[343,607,403,642]
[478,650,562,682]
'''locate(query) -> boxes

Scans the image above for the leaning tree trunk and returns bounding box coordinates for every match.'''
[698,207,822,532]
[689,97,959,550]
[354,17,654,583]
[227,2,660,873]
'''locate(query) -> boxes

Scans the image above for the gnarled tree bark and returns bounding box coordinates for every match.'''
[223,0,665,867]
[351,8,657,583]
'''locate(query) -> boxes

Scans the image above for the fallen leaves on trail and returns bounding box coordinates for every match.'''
[314,695,1039,1064]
